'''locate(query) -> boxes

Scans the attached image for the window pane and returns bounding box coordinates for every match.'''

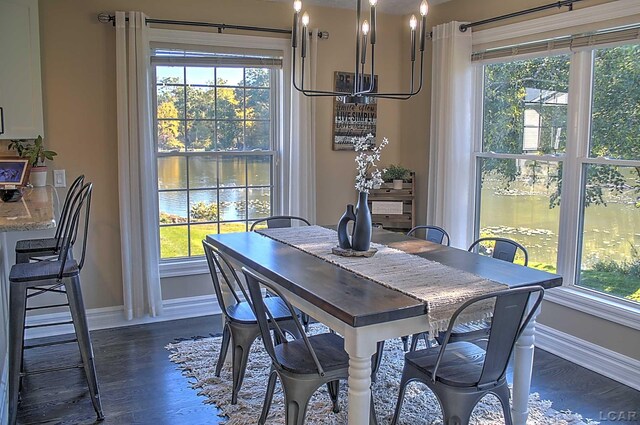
[217,120,244,150]
[245,121,270,150]
[244,68,270,87]
[160,225,188,259]
[186,120,214,151]
[190,190,218,223]
[159,191,188,223]
[245,88,270,120]
[216,87,244,119]
[247,156,271,186]
[158,157,186,190]
[189,223,218,256]
[220,222,248,233]
[156,66,184,84]
[220,156,246,186]
[590,44,640,160]
[157,85,184,119]
[189,156,217,188]
[217,67,243,86]
[578,165,640,302]
[483,55,569,154]
[477,158,561,271]
[186,86,215,120]
[248,188,271,219]
[220,188,247,220]
[157,120,186,152]
[186,67,215,86]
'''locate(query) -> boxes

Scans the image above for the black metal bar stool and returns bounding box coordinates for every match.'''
[15,174,85,264]
[8,182,103,424]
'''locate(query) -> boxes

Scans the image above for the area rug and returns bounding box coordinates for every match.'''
[166,325,597,425]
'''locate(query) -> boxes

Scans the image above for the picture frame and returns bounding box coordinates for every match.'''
[332,71,378,150]
[0,157,31,189]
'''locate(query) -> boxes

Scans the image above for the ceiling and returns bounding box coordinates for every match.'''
[262,0,450,15]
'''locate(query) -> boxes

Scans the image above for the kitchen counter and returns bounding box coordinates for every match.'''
[0,187,56,232]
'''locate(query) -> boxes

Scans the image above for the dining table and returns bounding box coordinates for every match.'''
[206,226,562,425]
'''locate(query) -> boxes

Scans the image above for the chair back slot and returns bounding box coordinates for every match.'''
[250,215,311,231]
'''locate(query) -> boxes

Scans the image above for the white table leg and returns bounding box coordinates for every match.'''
[344,328,377,425]
[511,305,540,425]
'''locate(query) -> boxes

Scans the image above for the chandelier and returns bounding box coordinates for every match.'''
[291,0,429,99]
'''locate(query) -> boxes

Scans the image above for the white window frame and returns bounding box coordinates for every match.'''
[471,0,640,329]
[147,28,290,277]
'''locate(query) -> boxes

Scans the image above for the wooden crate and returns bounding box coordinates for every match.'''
[367,172,415,233]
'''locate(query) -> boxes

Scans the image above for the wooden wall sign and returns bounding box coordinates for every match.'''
[332,71,378,150]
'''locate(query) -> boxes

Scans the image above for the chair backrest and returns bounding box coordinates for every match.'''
[407,225,450,246]
[242,267,326,377]
[250,215,311,231]
[54,174,85,246]
[468,237,529,266]
[433,286,544,388]
[202,240,250,320]
[57,182,92,278]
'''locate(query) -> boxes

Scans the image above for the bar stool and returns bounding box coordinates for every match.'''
[8,182,104,424]
[15,174,85,264]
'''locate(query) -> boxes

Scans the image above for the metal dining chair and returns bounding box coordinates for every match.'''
[242,267,378,425]
[392,286,544,425]
[407,225,450,246]
[468,237,529,266]
[8,182,103,425]
[249,215,311,231]
[202,240,302,404]
[15,174,85,263]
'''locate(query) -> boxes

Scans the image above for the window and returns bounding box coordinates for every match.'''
[152,50,280,260]
[475,42,640,305]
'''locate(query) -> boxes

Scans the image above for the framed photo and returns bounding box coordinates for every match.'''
[332,71,378,150]
[0,157,31,189]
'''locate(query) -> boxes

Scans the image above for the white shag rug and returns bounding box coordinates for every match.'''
[166,325,598,425]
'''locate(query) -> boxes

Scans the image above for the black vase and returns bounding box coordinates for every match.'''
[337,204,356,249]
[352,191,372,251]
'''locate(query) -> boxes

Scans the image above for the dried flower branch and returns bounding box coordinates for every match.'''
[354,134,388,193]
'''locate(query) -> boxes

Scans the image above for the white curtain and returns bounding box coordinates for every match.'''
[283,29,318,223]
[115,12,163,319]
[426,21,474,249]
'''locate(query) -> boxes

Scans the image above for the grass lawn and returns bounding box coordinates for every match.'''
[160,222,250,258]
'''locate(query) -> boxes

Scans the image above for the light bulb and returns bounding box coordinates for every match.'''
[409,14,417,30]
[362,20,370,35]
[293,0,302,12]
[302,12,310,26]
[369,0,377,5]
[420,0,429,16]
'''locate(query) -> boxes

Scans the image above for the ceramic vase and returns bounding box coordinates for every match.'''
[29,166,47,187]
[337,204,356,249]
[351,191,372,251]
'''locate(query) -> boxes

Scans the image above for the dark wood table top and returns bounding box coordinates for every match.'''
[206,228,562,328]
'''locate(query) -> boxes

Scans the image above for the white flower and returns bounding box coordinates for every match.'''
[353,134,388,193]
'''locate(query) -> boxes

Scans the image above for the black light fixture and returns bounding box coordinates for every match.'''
[291,0,429,99]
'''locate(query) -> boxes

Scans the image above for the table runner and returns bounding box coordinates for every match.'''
[258,226,507,334]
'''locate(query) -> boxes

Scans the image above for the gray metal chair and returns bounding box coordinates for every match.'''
[407,225,450,246]
[202,240,302,405]
[15,174,85,263]
[392,286,544,425]
[249,215,311,231]
[242,267,378,425]
[468,237,529,266]
[9,182,103,425]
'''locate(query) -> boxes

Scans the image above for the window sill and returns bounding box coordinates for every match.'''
[160,258,209,278]
[545,286,640,331]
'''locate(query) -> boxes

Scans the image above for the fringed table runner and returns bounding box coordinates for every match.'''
[258,226,506,334]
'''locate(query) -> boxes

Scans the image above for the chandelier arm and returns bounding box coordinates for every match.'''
[366,50,425,98]
[292,46,351,96]
[353,45,376,96]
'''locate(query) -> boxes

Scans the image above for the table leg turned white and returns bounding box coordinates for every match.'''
[512,304,540,425]
[344,328,377,425]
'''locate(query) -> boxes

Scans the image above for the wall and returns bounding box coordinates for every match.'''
[400,0,640,360]
[34,0,407,309]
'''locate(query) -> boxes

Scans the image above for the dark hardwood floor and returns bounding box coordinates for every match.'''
[16,315,640,424]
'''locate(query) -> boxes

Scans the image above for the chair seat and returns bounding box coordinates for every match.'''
[9,259,79,283]
[275,332,349,374]
[227,296,296,324]
[405,341,487,387]
[15,237,58,253]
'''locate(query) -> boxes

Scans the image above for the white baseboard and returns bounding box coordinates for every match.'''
[536,323,640,392]
[24,295,222,340]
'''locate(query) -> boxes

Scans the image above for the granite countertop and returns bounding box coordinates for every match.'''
[0,187,56,232]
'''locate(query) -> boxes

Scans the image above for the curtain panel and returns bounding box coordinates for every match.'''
[426,21,474,249]
[115,11,163,319]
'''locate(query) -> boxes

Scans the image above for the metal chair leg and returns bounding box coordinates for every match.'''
[401,335,409,351]
[66,276,104,421]
[9,283,27,425]
[259,368,279,425]
[326,380,340,413]
[391,368,413,425]
[229,325,261,404]
[494,383,513,425]
[215,324,231,377]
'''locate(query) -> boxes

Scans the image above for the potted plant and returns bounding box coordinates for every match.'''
[8,135,57,187]
[382,164,411,189]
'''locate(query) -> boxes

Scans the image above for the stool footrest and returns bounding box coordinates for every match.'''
[24,338,78,350]
[25,320,74,329]
[27,303,69,311]
[21,363,84,376]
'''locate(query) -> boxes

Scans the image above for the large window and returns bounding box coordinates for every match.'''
[153,51,280,260]
[475,42,640,304]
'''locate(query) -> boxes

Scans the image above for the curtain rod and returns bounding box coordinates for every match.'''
[97,13,328,38]
[459,0,584,32]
